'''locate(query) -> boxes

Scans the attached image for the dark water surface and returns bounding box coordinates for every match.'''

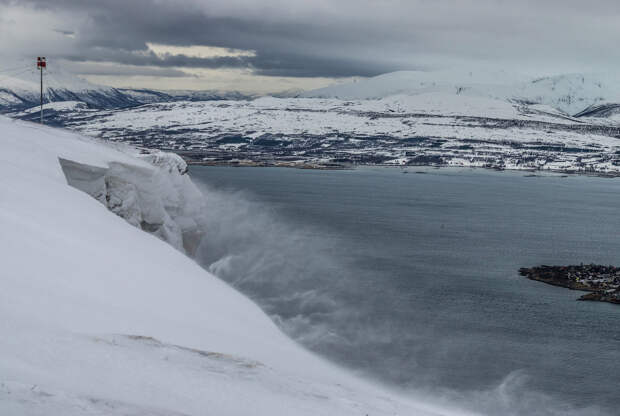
[190,166,620,415]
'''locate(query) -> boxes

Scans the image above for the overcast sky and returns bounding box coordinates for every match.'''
[1,0,619,93]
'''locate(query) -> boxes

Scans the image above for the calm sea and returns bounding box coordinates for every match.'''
[190,165,620,415]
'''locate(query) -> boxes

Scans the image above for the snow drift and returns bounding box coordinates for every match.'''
[58,150,204,255]
[0,116,464,415]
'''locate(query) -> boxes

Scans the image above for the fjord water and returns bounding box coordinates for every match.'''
[190,166,620,415]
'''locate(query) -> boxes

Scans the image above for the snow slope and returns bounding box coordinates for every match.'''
[0,116,464,416]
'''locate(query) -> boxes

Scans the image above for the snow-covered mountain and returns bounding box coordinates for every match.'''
[117,88,256,104]
[304,70,620,116]
[0,62,142,110]
[0,61,253,111]
[0,115,462,416]
[499,74,620,115]
[4,62,619,117]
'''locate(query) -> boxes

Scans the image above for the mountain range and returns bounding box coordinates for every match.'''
[0,63,254,111]
[4,65,620,117]
[303,70,620,117]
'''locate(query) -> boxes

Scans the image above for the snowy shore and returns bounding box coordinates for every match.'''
[0,116,467,415]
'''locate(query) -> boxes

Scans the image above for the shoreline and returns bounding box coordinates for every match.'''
[185,158,620,178]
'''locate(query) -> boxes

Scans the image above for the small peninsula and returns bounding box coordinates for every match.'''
[519,264,620,304]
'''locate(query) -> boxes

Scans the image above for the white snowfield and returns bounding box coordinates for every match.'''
[0,116,467,416]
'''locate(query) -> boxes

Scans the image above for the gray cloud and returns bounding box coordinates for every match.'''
[63,48,397,78]
[3,0,620,80]
[52,28,74,36]
[61,61,192,77]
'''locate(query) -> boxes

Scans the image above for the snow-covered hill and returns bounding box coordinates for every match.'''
[304,70,620,116]
[0,116,463,415]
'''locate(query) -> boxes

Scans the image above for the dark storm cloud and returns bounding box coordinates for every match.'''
[64,48,396,78]
[63,49,253,70]
[3,0,620,78]
[0,0,420,77]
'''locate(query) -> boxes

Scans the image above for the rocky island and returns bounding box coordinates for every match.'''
[519,265,620,304]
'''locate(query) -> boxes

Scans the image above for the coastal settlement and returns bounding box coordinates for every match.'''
[519,264,620,305]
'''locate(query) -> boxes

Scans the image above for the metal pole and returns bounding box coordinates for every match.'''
[40,65,43,124]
